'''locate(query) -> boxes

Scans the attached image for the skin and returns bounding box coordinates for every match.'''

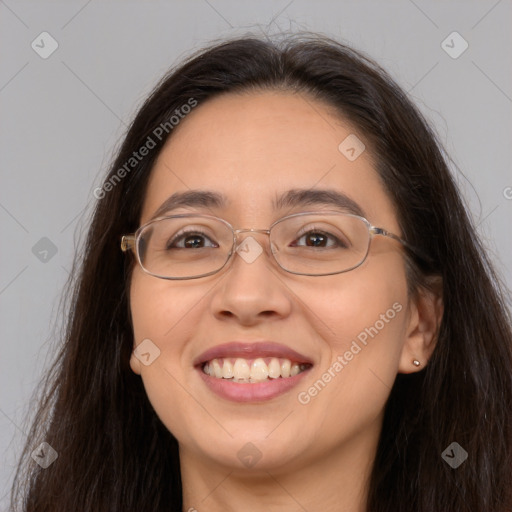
[129,91,443,512]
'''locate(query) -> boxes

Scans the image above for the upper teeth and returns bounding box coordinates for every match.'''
[203,357,308,382]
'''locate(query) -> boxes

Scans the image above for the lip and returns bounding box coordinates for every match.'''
[193,341,313,366]
[193,341,314,403]
[198,368,311,402]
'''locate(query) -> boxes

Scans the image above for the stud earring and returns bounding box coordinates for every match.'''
[412,359,421,367]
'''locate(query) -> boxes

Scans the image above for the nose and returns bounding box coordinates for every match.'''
[209,233,293,326]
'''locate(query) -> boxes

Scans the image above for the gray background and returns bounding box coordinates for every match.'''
[1,0,511,507]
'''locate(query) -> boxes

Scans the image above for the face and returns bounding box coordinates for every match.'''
[129,91,424,473]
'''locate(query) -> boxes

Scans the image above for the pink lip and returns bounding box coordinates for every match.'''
[193,341,313,366]
[197,368,311,402]
[193,341,314,403]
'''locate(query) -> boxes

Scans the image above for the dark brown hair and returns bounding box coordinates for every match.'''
[10,33,512,512]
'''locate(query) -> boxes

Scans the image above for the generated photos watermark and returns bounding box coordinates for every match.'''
[297,301,403,405]
[133,338,161,366]
[31,441,58,469]
[93,97,198,200]
[441,442,468,469]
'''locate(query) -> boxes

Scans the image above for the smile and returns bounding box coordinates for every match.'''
[195,341,314,402]
[202,357,311,382]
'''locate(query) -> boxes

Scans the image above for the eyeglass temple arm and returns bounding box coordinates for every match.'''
[121,235,136,252]
[371,227,407,245]
[370,227,432,265]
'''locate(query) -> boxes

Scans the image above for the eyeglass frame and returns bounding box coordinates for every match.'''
[120,210,427,280]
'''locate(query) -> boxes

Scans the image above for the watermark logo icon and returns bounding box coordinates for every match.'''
[31,32,59,59]
[441,442,468,468]
[31,442,58,468]
[441,32,468,59]
[237,442,262,468]
[32,237,58,263]
[338,134,366,161]
[236,237,263,264]
[133,338,161,366]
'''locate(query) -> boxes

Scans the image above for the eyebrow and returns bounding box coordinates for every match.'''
[150,188,365,220]
[151,190,225,219]
[274,188,365,217]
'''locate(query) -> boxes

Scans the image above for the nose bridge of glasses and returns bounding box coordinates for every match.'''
[234,228,271,235]
[233,227,272,244]
[233,228,271,244]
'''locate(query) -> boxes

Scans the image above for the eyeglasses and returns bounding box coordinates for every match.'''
[120,211,421,280]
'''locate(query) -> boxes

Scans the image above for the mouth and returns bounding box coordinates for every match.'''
[202,357,312,382]
[194,341,314,402]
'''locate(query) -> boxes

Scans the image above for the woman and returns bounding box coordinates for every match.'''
[11,33,512,511]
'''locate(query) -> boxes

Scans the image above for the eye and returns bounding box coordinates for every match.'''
[167,229,219,249]
[291,229,348,248]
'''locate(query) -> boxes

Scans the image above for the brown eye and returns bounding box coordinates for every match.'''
[167,231,218,249]
[292,230,348,249]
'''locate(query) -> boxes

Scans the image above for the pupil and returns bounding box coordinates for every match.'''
[184,235,204,248]
[307,233,326,247]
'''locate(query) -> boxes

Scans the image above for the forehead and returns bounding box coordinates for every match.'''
[140,91,398,230]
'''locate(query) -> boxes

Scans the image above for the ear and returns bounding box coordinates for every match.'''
[398,277,443,374]
[130,346,142,375]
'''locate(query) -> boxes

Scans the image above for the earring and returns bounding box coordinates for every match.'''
[412,359,421,367]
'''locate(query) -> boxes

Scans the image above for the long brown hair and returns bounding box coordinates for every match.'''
[10,33,512,511]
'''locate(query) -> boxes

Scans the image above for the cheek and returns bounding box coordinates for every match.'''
[129,268,202,345]
[128,271,199,431]
[297,255,408,351]
[292,259,408,433]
